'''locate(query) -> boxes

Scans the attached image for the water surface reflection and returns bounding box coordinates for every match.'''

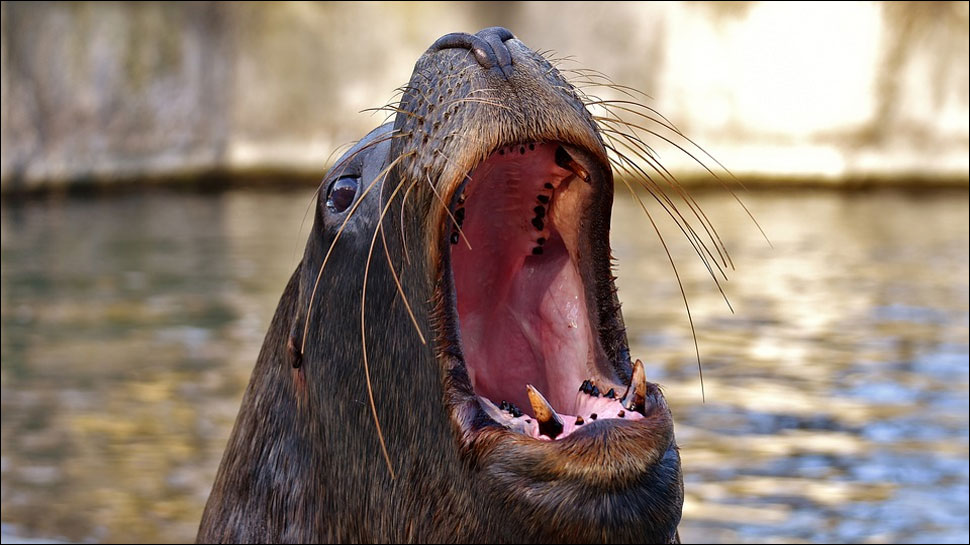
[1,188,967,543]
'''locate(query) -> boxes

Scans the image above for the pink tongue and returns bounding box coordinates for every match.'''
[453,143,591,415]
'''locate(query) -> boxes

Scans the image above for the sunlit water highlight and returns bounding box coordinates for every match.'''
[1,187,967,543]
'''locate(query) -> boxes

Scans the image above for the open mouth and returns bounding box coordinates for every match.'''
[444,141,653,441]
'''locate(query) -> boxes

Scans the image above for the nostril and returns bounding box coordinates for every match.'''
[430,33,492,66]
[476,27,514,76]
[430,28,516,79]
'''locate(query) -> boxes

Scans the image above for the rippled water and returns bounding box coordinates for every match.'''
[1,187,967,543]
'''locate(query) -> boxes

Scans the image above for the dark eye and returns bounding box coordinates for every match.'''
[326,176,360,213]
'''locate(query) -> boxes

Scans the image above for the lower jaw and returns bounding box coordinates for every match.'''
[458,381,677,485]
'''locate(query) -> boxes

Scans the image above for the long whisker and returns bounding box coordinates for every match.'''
[616,176,706,402]
[603,137,726,280]
[564,68,658,102]
[594,111,732,258]
[294,131,408,267]
[598,112,769,247]
[360,158,419,480]
[360,104,423,120]
[300,149,415,354]
[398,178,419,265]
[567,77,653,105]
[598,120,733,273]
[605,139,732,304]
[441,97,516,113]
[606,141,733,313]
[378,180,428,346]
[607,124,734,272]
[576,78,751,184]
[589,102,771,247]
[293,139,358,265]
[584,98,683,136]
[593,98,731,178]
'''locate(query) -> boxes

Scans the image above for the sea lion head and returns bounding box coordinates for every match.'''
[201,27,683,544]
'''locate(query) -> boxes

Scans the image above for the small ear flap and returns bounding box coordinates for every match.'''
[287,309,309,400]
[286,259,313,370]
[286,332,303,369]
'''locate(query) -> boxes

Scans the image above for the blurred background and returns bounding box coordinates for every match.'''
[1,2,967,543]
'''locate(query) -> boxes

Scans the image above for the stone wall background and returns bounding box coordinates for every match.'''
[1,1,967,191]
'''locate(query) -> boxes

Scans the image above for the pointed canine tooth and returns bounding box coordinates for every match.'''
[633,359,647,398]
[527,384,564,439]
[628,359,648,414]
[554,146,589,182]
[569,157,589,181]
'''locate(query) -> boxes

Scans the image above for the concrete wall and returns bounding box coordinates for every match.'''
[2,1,967,192]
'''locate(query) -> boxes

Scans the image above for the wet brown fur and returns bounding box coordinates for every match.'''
[198,29,683,543]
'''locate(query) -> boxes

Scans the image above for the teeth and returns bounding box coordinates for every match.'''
[483,371,647,441]
[497,400,523,418]
[627,359,648,414]
[526,384,564,439]
[570,161,589,182]
[554,146,590,182]
[480,397,531,434]
[579,379,601,397]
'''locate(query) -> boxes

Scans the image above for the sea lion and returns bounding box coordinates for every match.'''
[198,27,683,543]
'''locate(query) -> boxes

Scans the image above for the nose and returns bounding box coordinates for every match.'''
[429,27,515,79]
